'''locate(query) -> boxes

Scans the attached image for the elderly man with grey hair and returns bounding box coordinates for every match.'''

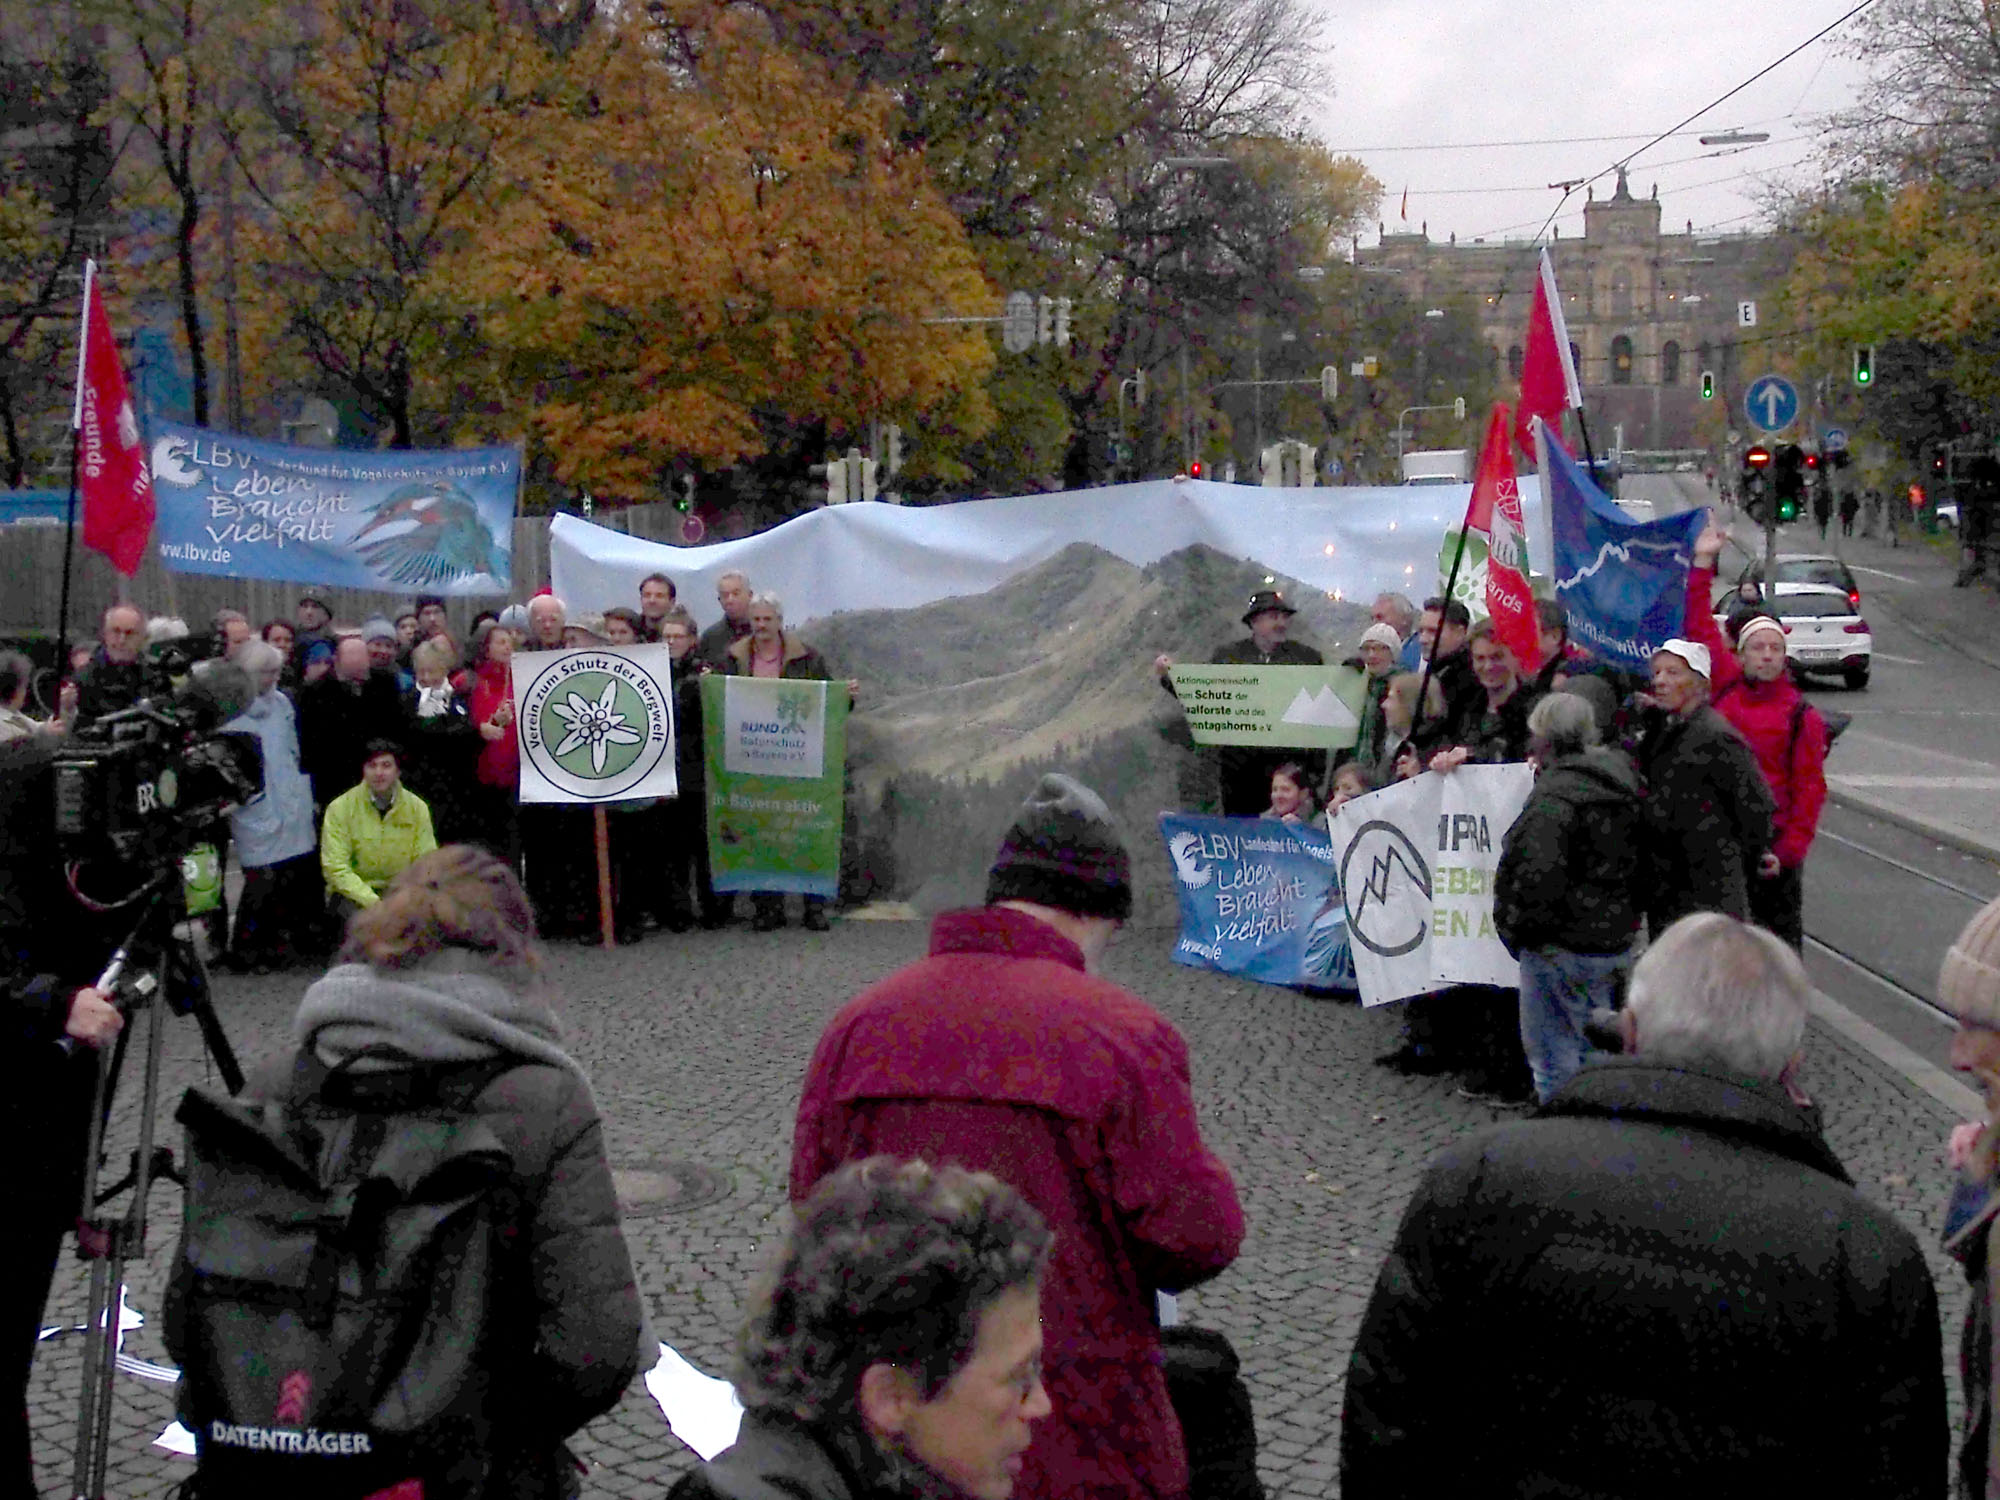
[1343,911,1944,1498]
[1371,590,1422,671]
[1493,689,1644,1102]
[698,569,755,669]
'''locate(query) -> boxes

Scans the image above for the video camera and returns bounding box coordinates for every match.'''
[51,657,264,871]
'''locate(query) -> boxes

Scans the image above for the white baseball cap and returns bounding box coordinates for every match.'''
[1652,639,1711,679]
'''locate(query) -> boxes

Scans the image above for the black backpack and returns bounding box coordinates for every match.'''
[165,1051,524,1500]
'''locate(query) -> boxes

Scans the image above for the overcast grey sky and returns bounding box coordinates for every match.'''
[1310,0,1874,249]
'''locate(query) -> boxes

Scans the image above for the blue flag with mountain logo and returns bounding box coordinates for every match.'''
[1546,439,1705,671]
[1160,813,1356,990]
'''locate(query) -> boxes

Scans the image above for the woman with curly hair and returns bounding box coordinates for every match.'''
[675,1158,1052,1500]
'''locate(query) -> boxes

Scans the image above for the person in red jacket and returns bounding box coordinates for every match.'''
[791,774,1246,1500]
[1685,518,1830,948]
[467,620,522,871]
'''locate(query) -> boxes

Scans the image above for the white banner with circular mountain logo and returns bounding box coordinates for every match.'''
[513,645,679,804]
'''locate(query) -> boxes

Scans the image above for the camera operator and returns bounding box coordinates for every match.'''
[0,733,127,1497]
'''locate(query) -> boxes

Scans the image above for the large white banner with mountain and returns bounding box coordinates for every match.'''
[549,478,1545,921]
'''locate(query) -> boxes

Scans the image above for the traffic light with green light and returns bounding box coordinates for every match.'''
[1777,495,1800,522]
[1853,345,1874,386]
[1700,370,1715,401]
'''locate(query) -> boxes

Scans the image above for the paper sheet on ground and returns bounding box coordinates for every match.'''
[645,1342,744,1460]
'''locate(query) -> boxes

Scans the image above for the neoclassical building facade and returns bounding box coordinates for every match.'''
[1358,172,1796,452]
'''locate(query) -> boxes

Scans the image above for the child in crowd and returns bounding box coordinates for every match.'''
[1264,762,1316,824]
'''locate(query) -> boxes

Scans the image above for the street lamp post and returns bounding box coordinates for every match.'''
[1159,155,1234,474]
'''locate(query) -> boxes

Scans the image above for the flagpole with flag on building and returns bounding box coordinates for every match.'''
[60,259,158,670]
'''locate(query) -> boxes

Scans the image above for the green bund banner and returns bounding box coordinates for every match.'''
[702,675,848,897]
[1168,664,1371,749]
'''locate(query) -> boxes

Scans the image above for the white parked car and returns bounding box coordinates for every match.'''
[1615,498,1656,523]
[1768,582,1872,691]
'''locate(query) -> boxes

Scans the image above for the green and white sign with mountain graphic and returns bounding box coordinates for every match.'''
[704,676,848,897]
[514,645,678,803]
[1168,664,1370,749]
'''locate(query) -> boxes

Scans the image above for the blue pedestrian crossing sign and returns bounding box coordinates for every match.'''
[1744,374,1800,434]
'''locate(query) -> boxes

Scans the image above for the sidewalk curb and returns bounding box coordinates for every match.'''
[1809,990,1980,1121]
[1826,783,2000,866]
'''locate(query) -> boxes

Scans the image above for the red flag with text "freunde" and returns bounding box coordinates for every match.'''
[74,261,155,576]
[1472,402,1541,673]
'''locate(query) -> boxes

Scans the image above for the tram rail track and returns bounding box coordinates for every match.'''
[1804,823,1999,1030]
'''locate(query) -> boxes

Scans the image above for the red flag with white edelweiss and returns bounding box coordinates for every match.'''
[1472,402,1541,673]
[1513,247,1581,460]
[73,261,155,576]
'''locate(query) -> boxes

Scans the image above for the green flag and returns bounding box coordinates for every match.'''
[702,676,847,896]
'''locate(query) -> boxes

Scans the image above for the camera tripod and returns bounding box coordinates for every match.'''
[67,865,242,1500]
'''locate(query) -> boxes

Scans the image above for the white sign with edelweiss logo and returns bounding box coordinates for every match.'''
[513,646,678,804]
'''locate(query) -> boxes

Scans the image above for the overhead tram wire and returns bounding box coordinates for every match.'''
[1452,1,1881,325]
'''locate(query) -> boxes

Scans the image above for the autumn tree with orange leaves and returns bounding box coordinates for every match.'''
[460,3,996,494]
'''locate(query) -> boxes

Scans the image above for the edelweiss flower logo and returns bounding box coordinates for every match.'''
[550,680,644,772]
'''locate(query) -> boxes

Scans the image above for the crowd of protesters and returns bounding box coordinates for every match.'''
[1159,509,1830,1109]
[25,501,2000,1500]
[0,565,852,971]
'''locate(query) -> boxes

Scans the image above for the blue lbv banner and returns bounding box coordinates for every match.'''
[147,420,519,595]
[1545,437,1705,672]
[1159,813,1357,991]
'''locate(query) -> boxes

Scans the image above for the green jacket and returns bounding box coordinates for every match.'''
[319,782,437,907]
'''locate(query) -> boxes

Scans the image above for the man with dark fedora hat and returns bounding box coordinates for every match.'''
[1156,587,1326,815]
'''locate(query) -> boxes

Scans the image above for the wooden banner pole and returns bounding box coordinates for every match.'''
[593,806,615,948]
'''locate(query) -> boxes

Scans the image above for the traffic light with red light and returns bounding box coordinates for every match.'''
[1803,451,1820,472]
[1741,446,1772,521]
[1189,460,1203,479]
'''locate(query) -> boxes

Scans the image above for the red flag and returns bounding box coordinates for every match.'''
[1471,402,1541,672]
[1399,185,1409,222]
[1513,247,1581,459]
[73,262,154,576]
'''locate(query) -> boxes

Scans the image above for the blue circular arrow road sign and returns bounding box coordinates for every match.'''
[1821,427,1849,452]
[1744,374,1800,434]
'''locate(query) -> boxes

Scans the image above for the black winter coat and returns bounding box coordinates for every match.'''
[1635,703,1774,930]
[298,668,408,808]
[1341,1058,1944,1499]
[669,1411,902,1500]
[1494,747,1642,956]
[399,684,480,844]
[1445,683,1543,766]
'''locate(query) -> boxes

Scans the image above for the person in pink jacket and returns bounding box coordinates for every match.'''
[792,774,1245,1500]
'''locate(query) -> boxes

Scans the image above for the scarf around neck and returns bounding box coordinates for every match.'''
[292,948,583,1078]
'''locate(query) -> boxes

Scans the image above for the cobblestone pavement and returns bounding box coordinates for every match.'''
[29,921,1976,1499]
